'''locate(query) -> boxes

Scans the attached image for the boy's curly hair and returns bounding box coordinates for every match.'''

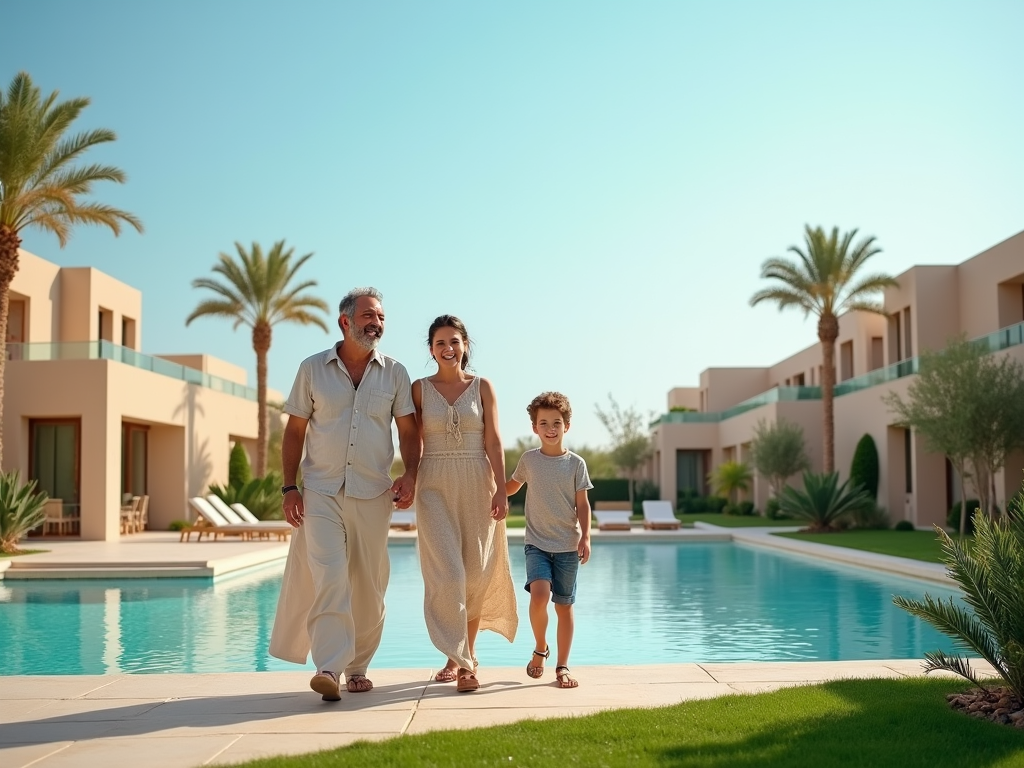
[527,391,572,425]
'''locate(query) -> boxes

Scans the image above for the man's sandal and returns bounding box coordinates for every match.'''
[434,666,458,683]
[346,674,373,693]
[456,668,479,692]
[526,646,549,679]
[555,666,578,689]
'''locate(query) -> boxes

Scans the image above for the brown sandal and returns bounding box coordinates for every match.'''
[555,666,578,689]
[456,668,479,692]
[526,646,549,679]
[434,666,458,683]
[346,674,373,693]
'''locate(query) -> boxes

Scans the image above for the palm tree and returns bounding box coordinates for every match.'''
[750,226,897,473]
[186,241,328,476]
[709,460,752,505]
[0,72,142,464]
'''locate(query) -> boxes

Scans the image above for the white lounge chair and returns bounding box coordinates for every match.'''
[182,497,290,542]
[390,509,416,530]
[642,500,681,530]
[206,495,290,538]
[593,501,633,531]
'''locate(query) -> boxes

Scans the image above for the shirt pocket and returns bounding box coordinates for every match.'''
[369,388,394,418]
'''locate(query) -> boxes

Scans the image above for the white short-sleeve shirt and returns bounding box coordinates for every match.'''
[284,344,414,499]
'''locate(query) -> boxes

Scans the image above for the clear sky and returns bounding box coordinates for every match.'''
[3,0,1022,449]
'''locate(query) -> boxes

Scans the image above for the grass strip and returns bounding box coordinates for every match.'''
[227,677,1023,768]
[773,530,968,563]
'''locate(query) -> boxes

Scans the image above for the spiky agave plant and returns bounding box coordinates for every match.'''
[0,470,49,553]
[778,471,873,532]
[893,477,1024,700]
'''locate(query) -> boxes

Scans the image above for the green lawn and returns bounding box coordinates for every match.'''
[682,513,798,528]
[0,549,47,559]
[229,677,1024,768]
[773,529,965,563]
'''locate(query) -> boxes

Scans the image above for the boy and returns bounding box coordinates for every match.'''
[505,391,593,689]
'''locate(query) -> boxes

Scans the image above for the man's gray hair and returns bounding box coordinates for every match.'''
[338,287,384,319]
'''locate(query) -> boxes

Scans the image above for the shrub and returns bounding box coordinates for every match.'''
[633,480,660,514]
[779,471,874,532]
[852,503,890,530]
[705,496,728,513]
[709,461,752,504]
[590,478,630,504]
[849,434,879,499]
[0,471,49,554]
[894,520,915,531]
[765,497,782,519]
[722,503,739,516]
[893,472,1024,701]
[736,500,756,516]
[948,500,980,535]
[229,442,252,489]
[168,520,190,532]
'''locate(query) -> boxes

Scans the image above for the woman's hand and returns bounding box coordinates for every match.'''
[490,491,508,521]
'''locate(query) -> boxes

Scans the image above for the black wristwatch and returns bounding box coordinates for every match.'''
[281,485,299,496]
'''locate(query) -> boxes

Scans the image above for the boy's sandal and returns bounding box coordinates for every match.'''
[526,646,549,679]
[555,666,578,689]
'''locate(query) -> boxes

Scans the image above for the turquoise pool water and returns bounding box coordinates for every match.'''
[0,542,961,675]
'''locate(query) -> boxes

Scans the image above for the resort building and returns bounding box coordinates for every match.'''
[649,229,1024,528]
[2,248,263,541]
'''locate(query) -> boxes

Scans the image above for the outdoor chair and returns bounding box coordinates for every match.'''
[42,498,77,536]
[593,501,633,531]
[642,500,681,530]
[390,509,417,530]
[181,497,290,542]
[120,496,141,535]
[206,495,291,538]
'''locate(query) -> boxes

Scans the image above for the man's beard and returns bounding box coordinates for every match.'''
[351,323,382,351]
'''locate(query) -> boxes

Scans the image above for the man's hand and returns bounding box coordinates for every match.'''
[391,473,416,509]
[490,491,508,521]
[578,536,591,565]
[283,489,304,527]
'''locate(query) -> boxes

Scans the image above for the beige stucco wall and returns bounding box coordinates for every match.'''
[700,368,769,412]
[58,267,142,347]
[667,387,700,410]
[9,250,62,344]
[4,357,259,541]
[956,230,1024,339]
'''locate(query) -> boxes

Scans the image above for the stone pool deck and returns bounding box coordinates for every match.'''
[0,660,998,768]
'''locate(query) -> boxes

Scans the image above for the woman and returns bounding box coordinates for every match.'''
[412,314,518,692]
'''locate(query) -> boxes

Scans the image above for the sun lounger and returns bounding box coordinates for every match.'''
[206,495,290,538]
[593,502,633,530]
[390,509,416,530]
[181,497,291,542]
[642,500,681,530]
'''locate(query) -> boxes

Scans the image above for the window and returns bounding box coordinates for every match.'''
[793,373,805,386]
[870,337,884,371]
[122,423,149,497]
[122,317,137,350]
[904,428,913,493]
[98,307,114,342]
[676,450,707,496]
[30,419,81,515]
[893,312,903,361]
[903,308,913,358]
[839,341,854,381]
[6,298,25,360]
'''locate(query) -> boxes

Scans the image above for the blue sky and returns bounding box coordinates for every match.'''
[4,0,1023,448]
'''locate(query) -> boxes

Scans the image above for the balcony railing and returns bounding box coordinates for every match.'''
[655,386,822,425]
[654,319,1024,427]
[6,341,257,401]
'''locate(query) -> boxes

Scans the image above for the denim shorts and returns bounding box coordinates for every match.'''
[524,544,579,605]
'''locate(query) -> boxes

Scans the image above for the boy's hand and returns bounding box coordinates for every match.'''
[577,536,591,565]
[490,491,508,521]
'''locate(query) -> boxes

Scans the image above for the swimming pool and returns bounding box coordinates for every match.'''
[0,542,961,675]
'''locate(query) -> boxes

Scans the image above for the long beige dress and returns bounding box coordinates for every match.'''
[416,376,518,669]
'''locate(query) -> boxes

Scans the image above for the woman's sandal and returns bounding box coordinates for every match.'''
[526,646,549,679]
[456,668,479,692]
[434,666,458,683]
[555,666,578,689]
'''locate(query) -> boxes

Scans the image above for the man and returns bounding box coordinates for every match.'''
[269,287,419,701]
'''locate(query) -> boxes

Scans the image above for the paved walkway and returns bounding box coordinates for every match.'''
[0,660,995,768]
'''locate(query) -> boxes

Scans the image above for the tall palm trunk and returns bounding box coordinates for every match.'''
[818,312,839,474]
[252,321,271,477]
[0,226,23,468]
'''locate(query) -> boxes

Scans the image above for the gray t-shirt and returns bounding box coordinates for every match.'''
[512,449,593,553]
